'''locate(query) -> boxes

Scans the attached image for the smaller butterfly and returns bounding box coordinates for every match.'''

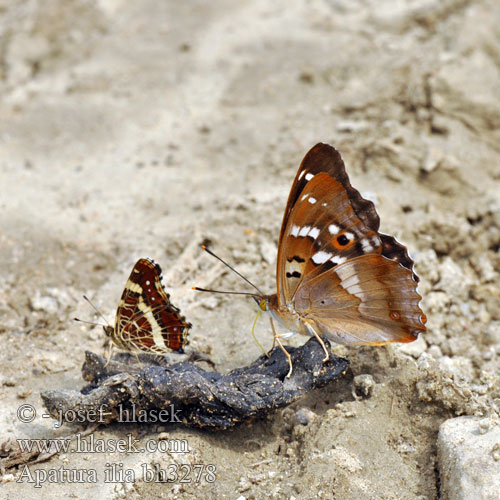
[78,258,190,356]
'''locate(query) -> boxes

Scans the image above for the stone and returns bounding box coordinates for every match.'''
[259,239,277,266]
[436,257,475,301]
[294,408,317,426]
[438,416,500,500]
[353,374,375,398]
[397,334,427,358]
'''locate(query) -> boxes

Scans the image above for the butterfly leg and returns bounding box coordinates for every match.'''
[133,351,143,368]
[304,322,330,363]
[267,317,277,356]
[274,335,294,378]
[268,317,294,377]
[104,342,114,368]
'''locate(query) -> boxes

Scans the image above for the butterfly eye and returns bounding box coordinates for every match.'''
[259,299,267,311]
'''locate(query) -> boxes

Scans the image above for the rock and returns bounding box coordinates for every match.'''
[29,291,59,314]
[29,287,74,314]
[1,474,15,484]
[483,321,500,345]
[424,291,449,314]
[436,257,475,301]
[259,239,277,266]
[327,446,363,473]
[353,374,375,398]
[413,248,440,286]
[438,416,500,500]
[336,120,369,132]
[397,334,427,358]
[421,147,442,174]
[428,345,443,359]
[294,408,317,426]
[439,356,474,383]
[470,254,497,283]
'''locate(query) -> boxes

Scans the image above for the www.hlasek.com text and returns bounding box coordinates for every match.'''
[17,433,190,455]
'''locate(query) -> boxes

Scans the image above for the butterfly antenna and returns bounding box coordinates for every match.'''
[200,245,264,295]
[192,287,260,299]
[73,317,106,328]
[77,295,111,327]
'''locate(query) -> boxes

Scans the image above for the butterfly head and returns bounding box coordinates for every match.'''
[255,297,268,311]
[253,294,280,314]
[103,325,114,338]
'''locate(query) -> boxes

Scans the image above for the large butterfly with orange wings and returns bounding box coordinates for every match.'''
[255,143,426,375]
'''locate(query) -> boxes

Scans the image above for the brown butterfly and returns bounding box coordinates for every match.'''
[102,258,190,355]
[196,143,426,376]
[250,143,426,375]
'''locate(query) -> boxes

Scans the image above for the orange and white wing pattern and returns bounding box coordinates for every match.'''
[270,143,426,346]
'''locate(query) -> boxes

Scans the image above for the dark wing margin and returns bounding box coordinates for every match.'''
[379,234,419,282]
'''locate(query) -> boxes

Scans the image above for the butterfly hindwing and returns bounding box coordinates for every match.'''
[294,254,426,345]
[113,258,190,353]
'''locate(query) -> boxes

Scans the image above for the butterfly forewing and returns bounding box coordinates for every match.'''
[112,258,190,353]
[278,171,384,303]
[278,143,380,241]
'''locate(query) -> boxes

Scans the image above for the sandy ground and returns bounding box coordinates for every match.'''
[1,0,499,499]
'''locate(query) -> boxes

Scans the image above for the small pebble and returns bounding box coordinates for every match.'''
[294,408,317,426]
[353,374,375,398]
